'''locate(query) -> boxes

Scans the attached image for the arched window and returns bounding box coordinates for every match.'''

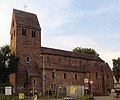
[96,72,98,79]
[27,57,29,62]
[34,80,36,85]
[32,30,36,37]
[69,59,71,65]
[22,28,26,36]
[64,73,67,79]
[58,58,61,63]
[75,74,77,80]
[46,57,50,63]
[52,72,55,79]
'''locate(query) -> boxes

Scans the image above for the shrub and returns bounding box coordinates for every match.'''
[78,95,94,100]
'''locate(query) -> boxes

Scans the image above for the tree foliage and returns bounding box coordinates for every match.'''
[73,47,98,56]
[112,58,120,82]
[0,45,20,84]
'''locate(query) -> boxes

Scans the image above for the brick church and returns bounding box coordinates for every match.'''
[10,9,114,96]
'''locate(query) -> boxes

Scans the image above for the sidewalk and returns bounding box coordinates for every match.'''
[37,95,120,100]
[94,96,120,100]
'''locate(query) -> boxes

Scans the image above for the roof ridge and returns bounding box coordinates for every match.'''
[41,47,104,62]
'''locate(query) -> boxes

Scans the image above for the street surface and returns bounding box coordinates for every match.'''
[94,96,119,100]
[49,96,120,100]
[38,96,120,100]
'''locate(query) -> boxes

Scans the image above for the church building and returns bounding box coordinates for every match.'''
[10,9,114,96]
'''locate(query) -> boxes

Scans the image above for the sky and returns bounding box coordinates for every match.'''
[1,0,120,68]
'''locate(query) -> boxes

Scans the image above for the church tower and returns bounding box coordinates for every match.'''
[10,9,42,89]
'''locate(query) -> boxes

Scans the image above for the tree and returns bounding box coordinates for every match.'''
[112,58,120,82]
[0,45,20,84]
[73,47,98,56]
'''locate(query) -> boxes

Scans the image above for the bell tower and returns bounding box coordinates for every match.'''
[10,9,41,88]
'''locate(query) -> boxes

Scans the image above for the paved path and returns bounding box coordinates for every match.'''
[94,96,120,100]
[38,96,120,100]
[94,96,110,100]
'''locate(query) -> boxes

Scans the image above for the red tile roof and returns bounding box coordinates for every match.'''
[41,47,104,62]
[13,9,41,30]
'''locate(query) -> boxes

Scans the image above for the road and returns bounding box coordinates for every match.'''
[38,96,120,100]
[94,96,120,100]
[41,96,120,100]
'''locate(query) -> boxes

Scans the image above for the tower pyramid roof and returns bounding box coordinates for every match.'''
[13,9,41,30]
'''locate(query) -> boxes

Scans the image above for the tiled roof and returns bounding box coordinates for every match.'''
[41,47,104,62]
[13,9,41,30]
[43,64,90,73]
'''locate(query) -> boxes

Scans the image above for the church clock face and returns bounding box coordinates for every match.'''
[23,39,32,47]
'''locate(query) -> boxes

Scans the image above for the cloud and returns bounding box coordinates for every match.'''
[42,34,97,50]
[99,50,120,68]
[70,1,120,20]
[1,0,120,69]
[42,31,120,69]
[29,0,74,34]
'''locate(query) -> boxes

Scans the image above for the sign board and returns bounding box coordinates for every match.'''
[90,80,93,84]
[33,95,37,100]
[67,85,84,98]
[84,86,89,89]
[5,86,12,95]
[19,93,24,99]
[84,83,89,87]
[84,83,89,90]
[70,86,76,94]
[84,78,89,83]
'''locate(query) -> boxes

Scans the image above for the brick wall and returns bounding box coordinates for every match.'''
[41,54,114,95]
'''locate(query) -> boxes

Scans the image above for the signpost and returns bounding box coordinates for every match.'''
[90,80,93,85]
[19,93,24,100]
[84,78,89,95]
[84,78,89,84]
[5,86,12,95]
[90,80,93,96]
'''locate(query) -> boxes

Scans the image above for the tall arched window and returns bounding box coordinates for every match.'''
[96,72,98,79]
[75,74,77,80]
[64,73,67,79]
[46,57,50,63]
[22,28,26,36]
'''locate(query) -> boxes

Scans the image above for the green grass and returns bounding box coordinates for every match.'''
[0,95,34,100]
[78,95,94,100]
[0,94,94,100]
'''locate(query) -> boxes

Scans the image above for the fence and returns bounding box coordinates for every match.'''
[0,85,84,99]
[0,86,34,100]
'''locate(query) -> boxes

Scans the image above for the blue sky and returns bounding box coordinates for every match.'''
[1,0,120,68]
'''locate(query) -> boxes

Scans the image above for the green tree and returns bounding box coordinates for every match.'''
[73,47,98,56]
[0,45,20,84]
[112,58,120,82]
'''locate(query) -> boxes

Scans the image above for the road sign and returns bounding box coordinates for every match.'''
[19,93,24,99]
[84,78,89,83]
[70,86,76,94]
[5,86,12,95]
[85,86,89,89]
[84,83,89,90]
[90,80,93,84]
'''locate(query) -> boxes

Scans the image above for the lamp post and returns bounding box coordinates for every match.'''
[41,55,45,96]
[84,78,89,95]
[53,69,56,96]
